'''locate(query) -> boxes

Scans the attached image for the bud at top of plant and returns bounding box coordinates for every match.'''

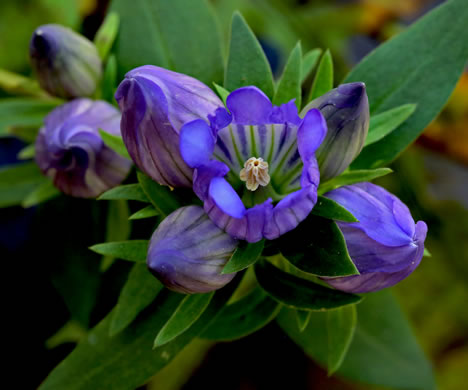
[35,99,132,198]
[302,82,369,181]
[30,24,102,99]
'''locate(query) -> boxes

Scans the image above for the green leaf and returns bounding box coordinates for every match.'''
[254,260,361,310]
[278,291,435,390]
[224,12,275,98]
[423,248,432,257]
[307,49,333,102]
[318,168,392,194]
[0,68,48,98]
[39,273,242,390]
[222,239,264,274]
[89,240,149,263]
[110,263,164,336]
[98,129,130,159]
[22,180,60,208]
[94,12,120,61]
[101,55,118,104]
[327,305,357,375]
[311,196,358,222]
[101,200,131,271]
[0,162,47,208]
[129,205,159,220]
[365,104,417,147]
[347,0,468,169]
[111,0,224,85]
[0,98,60,136]
[137,171,181,217]
[273,42,302,109]
[17,144,35,160]
[154,292,214,348]
[295,310,312,332]
[279,215,359,277]
[213,83,229,105]
[301,48,322,84]
[98,183,149,202]
[202,287,280,341]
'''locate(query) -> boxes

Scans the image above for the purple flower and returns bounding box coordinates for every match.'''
[147,206,238,294]
[35,99,132,198]
[115,65,225,188]
[322,182,427,293]
[180,86,327,243]
[30,24,102,99]
[301,83,369,181]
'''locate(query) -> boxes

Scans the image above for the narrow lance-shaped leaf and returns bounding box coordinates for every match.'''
[129,205,159,220]
[22,180,60,208]
[98,183,149,202]
[89,240,149,263]
[99,129,130,159]
[307,49,333,102]
[222,239,265,274]
[101,55,118,104]
[224,12,275,98]
[213,83,229,105]
[301,48,322,84]
[254,260,361,310]
[94,12,120,61]
[318,168,392,195]
[365,104,417,146]
[273,42,302,109]
[296,310,312,332]
[311,196,358,223]
[154,292,214,348]
[347,0,468,168]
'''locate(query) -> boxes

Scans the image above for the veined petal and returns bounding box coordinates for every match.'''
[209,177,246,219]
[297,108,327,161]
[226,86,273,125]
[180,119,215,168]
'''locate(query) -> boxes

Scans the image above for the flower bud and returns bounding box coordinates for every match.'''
[35,99,132,198]
[147,206,238,294]
[115,65,225,188]
[322,182,427,293]
[301,83,369,181]
[30,24,102,99]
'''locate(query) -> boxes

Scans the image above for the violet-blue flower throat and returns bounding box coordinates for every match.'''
[35,99,132,198]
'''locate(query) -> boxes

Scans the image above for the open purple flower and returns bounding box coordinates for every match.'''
[179,86,327,243]
[115,65,225,188]
[322,182,427,293]
[35,99,132,198]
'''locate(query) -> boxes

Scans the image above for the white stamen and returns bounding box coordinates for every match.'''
[239,157,270,191]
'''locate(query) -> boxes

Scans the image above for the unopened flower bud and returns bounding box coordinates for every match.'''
[30,24,102,99]
[302,83,369,181]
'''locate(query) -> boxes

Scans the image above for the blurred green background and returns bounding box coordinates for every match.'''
[1,0,467,389]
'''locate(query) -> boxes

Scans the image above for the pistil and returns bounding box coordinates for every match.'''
[239,157,270,191]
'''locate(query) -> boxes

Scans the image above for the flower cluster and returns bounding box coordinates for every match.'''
[116,65,427,294]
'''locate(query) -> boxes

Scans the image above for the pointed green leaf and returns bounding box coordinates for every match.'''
[17,144,35,160]
[307,49,333,102]
[327,305,357,375]
[89,240,149,263]
[154,292,214,348]
[255,260,361,310]
[99,129,130,159]
[348,0,468,169]
[423,248,432,257]
[295,309,312,332]
[22,180,60,208]
[101,54,118,104]
[111,0,224,85]
[311,196,358,222]
[202,287,280,341]
[110,263,164,336]
[94,12,120,61]
[222,239,264,274]
[279,215,359,277]
[278,291,435,390]
[301,48,322,83]
[98,183,149,202]
[273,42,302,109]
[0,68,48,98]
[224,12,275,98]
[213,83,229,105]
[129,205,159,220]
[137,171,181,217]
[318,168,392,194]
[39,274,242,390]
[365,104,417,147]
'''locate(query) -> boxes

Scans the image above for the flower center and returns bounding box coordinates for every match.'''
[239,157,270,191]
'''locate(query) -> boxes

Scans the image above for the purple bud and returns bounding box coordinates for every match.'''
[322,183,427,293]
[147,206,238,294]
[35,99,132,198]
[301,83,369,181]
[30,24,102,99]
[115,65,225,188]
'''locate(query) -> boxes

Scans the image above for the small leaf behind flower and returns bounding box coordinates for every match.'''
[22,180,60,208]
[318,168,392,194]
[255,260,361,310]
[311,196,358,222]
[273,42,302,109]
[129,205,159,220]
[222,240,265,274]
[94,12,120,61]
[307,49,333,102]
[98,183,149,202]
[99,129,130,159]
[213,83,229,106]
[301,48,322,84]
[89,240,149,263]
